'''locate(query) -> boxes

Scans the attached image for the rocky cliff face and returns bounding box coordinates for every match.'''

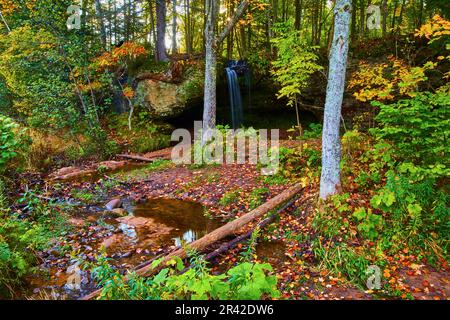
[134,63,204,119]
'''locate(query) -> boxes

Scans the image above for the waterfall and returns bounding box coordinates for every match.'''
[225,64,244,129]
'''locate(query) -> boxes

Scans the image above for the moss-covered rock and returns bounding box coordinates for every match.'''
[134,65,204,119]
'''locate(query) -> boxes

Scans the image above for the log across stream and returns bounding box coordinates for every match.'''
[81,183,303,300]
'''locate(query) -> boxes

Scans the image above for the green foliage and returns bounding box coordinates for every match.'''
[301,123,323,140]
[248,187,269,210]
[219,189,241,207]
[0,184,69,297]
[352,207,383,241]
[371,92,450,172]
[312,193,352,240]
[312,239,371,288]
[90,249,280,300]
[0,26,80,129]
[370,172,449,264]
[240,227,261,262]
[354,140,396,189]
[262,174,288,186]
[109,112,171,154]
[271,25,322,106]
[0,116,20,172]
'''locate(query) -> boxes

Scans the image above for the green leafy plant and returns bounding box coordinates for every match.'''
[0,185,69,298]
[0,116,20,172]
[371,92,449,173]
[89,247,280,300]
[219,189,241,207]
[271,25,323,136]
[352,207,384,240]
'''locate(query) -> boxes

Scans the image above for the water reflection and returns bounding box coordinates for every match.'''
[173,229,200,247]
[118,223,138,244]
[132,198,222,247]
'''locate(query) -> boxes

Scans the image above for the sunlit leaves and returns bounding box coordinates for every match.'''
[92,42,147,72]
[271,27,322,106]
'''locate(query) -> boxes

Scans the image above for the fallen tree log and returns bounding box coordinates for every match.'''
[80,183,303,300]
[116,154,164,162]
[49,161,128,181]
[200,194,302,265]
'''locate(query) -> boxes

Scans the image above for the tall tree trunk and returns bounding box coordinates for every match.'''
[391,0,398,33]
[202,0,249,143]
[382,0,387,36]
[396,0,406,35]
[294,0,303,31]
[227,0,235,60]
[350,0,357,42]
[240,23,247,58]
[272,0,279,26]
[317,0,325,45]
[149,0,157,47]
[94,0,107,48]
[359,0,365,38]
[125,0,131,41]
[156,0,169,62]
[172,0,177,54]
[417,0,424,28]
[202,0,220,143]
[320,0,352,199]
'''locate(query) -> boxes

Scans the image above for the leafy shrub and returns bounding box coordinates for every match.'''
[301,123,323,140]
[219,189,241,207]
[0,116,19,172]
[90,247,280,300]
[371,92,449,172]
[0,26,82,130]
[370,172,449,264]
[352,207,383,241]
[108,112,171,154]
[0,185,69,297]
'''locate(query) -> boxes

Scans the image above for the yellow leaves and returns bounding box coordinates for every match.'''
[349,16,449,102]
[0,0,18,15]
[416,15,450,42]
[348,61,395,102]
[348,57,437,102]
[92,42,146,71]
[78,81,103,92]
[39,43,54,50]
[122,86,135,99]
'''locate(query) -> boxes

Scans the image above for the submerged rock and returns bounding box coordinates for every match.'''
[105,198,123,211]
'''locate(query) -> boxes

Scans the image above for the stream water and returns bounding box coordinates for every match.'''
[25,198,222,299]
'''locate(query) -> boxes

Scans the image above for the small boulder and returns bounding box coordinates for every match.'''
[110,208,128,217]
[105,198,122,211]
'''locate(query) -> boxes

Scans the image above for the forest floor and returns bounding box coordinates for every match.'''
[18,141,449,300]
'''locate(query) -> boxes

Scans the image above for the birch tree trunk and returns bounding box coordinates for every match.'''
[172,0,177,54]
[156,0,169,62]
[149,0,157,47]
[319,0,352,199]
[202,0,220,143]
[202,0,249,144]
